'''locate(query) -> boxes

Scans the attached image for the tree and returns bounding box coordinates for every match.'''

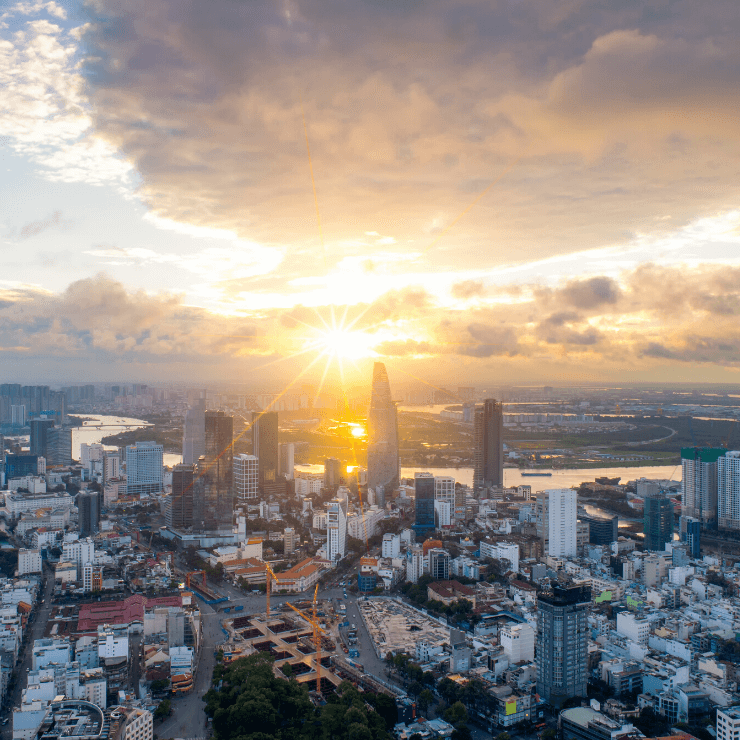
[153,699,171,719]
[444,701,468,726]
[418,689,434,716]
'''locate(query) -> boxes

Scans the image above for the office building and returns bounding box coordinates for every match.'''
[194,411,234,531]
[30,418,55,457]
[536,583,591,706]
[78,491,101,537]
[435,475,456,519]
[327,499,347,564]
[170,464,195,529]
[46,426,72,466]
[324,457,342,489]
[279,442,295,480]
[682,447,725,527]
[644,489,673,551]
[5,454,45,479]
[685,518,701,557]
[537,489,577,558]
[428,548,450,580]
[367,362,399,496]
[125,441,163,496]
[718,450,740,531]
[473,399,504,489]
[234,454,258,502]
[182,397,205,465]
[18,548,42,575]
[252,411,279,493]
[581,513,619,545]
[413,472,436,540]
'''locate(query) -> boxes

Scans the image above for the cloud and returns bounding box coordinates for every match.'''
[18,211,70,239]
[71,0,740,271]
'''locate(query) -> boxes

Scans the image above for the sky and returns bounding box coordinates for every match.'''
[3,0,740,389]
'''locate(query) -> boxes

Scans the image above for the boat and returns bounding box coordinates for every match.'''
[521,471,553,477]
[595,476,621,485]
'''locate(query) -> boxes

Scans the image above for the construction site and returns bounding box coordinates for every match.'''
[219,595,405,700]
[359,598,450,657]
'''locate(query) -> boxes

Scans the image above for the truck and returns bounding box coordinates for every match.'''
[234,605,244,612]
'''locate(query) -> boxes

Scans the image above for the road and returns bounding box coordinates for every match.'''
[1,567,54,740]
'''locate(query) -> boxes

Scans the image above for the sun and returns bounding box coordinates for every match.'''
[350,424,365,438]
[312,327,377,361]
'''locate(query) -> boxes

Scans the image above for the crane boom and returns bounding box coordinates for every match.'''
[286,600,326,695]
[264,562,278,617]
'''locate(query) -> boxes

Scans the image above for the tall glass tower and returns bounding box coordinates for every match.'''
[252,411,279,494]
[536,584,591,707]
[413,472,436,540]
[473,399,504,490]
[194,411,234,531]
[367,362,399,498]
[644,489,673,551]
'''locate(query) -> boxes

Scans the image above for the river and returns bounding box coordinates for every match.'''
[70,414,183,467]
[293,463,682,490]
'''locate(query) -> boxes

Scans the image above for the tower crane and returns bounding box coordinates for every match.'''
[286,596,327,695]
[264,561,279,617]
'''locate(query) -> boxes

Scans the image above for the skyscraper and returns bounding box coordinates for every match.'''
[234,454,258,503]
[718,450,740,531]
[536,489,578,557]
[324,458,342,490]
[252,411,279,493]
[170,463,195,529]
[367,362,399,498]
[279,443,295,480]
[182,397,205,465]
[125,442,163,496]
[30,418,55,457]
[327,499,347,563]
[78,491,101,537]
[194,411,234,531]
[682,447,726,527]
[473,399,504,490]
[413,472,436,540]
[536,583,591,707]
[46,426,72,466]
[643,489,673,551]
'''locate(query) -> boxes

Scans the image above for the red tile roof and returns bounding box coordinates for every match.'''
[77,594,182,632]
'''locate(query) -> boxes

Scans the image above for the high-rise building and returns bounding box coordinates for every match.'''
[717,707,740,740]
[234,454,258,502]
[413,472,436,540]
[473,399,504,490]
[46,426,72,466]
[194,411,234,531]
[718,450,740,531]
[284,527,298,554]
[252,411,279,493]
[682,447,726,527]
[78,491,101,537]
[435,476,455,509]
[643,489,673,551]
[125,442,163,496]
[170,464,195,529]
[103,452,121,482]
[580,513,619,545]
[279,443,295,480]
[324,457,342,490]
[182,398,205,465]
[30,418,55,457]
[327,499,347,564]
[536,583,591,707]
[367,362,399,496]
[536,489,577,558]
[22,385,50,416]
[428,548,450,579]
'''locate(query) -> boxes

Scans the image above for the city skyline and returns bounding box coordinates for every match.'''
[3,2,740,385]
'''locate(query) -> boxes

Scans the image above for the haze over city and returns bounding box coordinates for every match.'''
[3,0,740,385]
